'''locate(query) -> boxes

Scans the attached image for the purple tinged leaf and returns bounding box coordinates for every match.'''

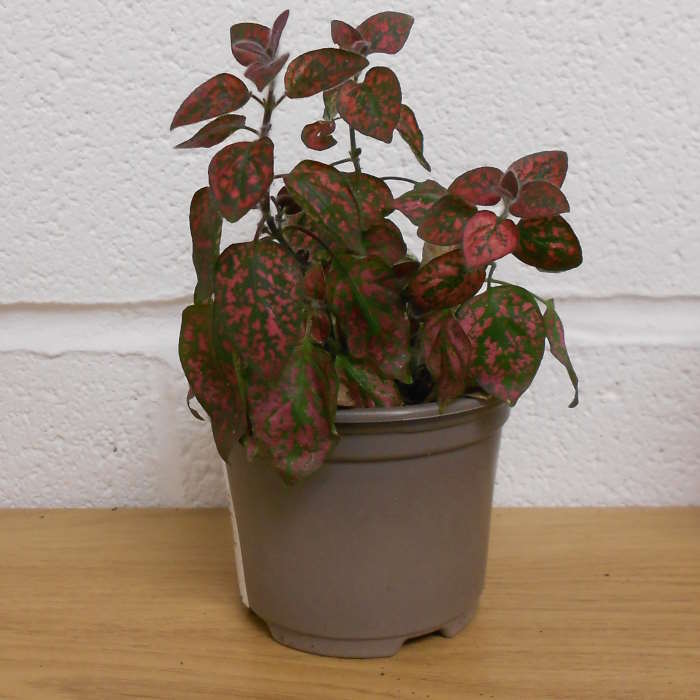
[331,19,363,49]
[230,23,270,66]
[343,172,394,229]
[449,167,504,206]
[544,300,579,408]
[208,138,274,223]
[335,355,403,407]
[462,211,519,267]
[363,219,407,265]
[284,49,369,98]
[392,256,420,280]
[510,181,570,219]
[245,52,290,92]
[267,9,289,55]
[356,11,414,54]
[189,187,222,304]
[499,170,519,199]
[507,150,568,188]
[171,74,250,130]
[301,120,337,151]
[393,180,447,226]
[396,104,430,171]
[175,114,247,150]
[417,195,477,246]
[515,216,582,272]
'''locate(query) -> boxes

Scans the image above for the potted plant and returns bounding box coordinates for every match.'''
[171,9,581,658]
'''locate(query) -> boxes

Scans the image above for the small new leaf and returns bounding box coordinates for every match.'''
[189,188,222,303]
[301,120,337,151]
[396,104,430,171]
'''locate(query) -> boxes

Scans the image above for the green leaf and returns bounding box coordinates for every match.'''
[284,49,368,98]
[189,187,222,304]
[335,355,403,407]
[544,300,579,407]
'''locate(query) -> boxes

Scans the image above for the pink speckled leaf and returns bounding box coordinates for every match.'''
[284,49,368,98]
[337,67,402,143]
[449,167,504,206]
[267,9,289,56]
[357,11,414,54]
[328,255,410,381]
[417,195,477,246]
[335,355,402,407]
[507,150,568,188]
[393,179,447,226]
[245,53,289,92]
[214,239,305,382]
[423,310,473,409]
[462,211,518,267]
[396,104,430,171]
[515,215,582,272]
[301,120,337,151]
[461,285,545,405]
[230,22,270,66]
[344,172,394,229]
[175,114,246,149]
[171,74,250,130]
[208,138,274,222]
[179,304,245,460]
[283,160,363,253]
[408,250,485,312]
[363,219,407,265]
[510,181,570,219]
[247,337,338,482]
[331,19,363,49]
[544,300,579,408]
[189,187,222,304]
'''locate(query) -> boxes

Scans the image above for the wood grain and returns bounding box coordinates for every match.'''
[0,508,698,699]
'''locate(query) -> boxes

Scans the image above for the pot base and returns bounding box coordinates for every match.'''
[263,604,478,658]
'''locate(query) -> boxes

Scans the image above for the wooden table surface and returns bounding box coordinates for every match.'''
[0,508,698,699]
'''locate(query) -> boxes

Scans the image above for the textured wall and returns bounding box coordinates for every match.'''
[1,0,699,506]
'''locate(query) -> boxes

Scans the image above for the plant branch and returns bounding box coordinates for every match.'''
[329,156,355,167]
[349,126,361,173]
[274,93,287,108]
[380,176,419,185]
[251,93,266,107]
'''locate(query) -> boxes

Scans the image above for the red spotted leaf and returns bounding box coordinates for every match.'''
[171,74,250,130]
[423,311,473,409]
[230,22,270,65]
[301,120,337,151]
[331,19,363,49]
[461,285,545,405]
[516,216,582,272]
[356,11,414,54]
[283,160,363,253]
[544,300,579,408]
[344,172,394,229]
[175,114,246,149]
[189,187,222,303]
[245,53,289,92]
[510,181,570,219]
[507,150,568,188]
[179,304,245,460]
[283,216,328,262]
[267,9,289,56]
[337,67,402,143]
[247,337,337,482]
[284,49,368,98]
[449,167,504,206]
[417,195,477,246]
[328,255,410,381]
[396,104,430,171]
[499,170,519,199]
[214,239,305,382]
[462,211,518,267]
[408,250,485,312]
[335,355,402,407]
[208,138,274,222]
[393,179,447,226]
[364,219,407,265]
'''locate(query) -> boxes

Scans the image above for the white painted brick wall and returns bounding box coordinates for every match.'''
[1,0,699,506]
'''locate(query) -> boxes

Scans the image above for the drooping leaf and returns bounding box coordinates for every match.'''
[343,172,394,228]
[417,195,477,245]
[515,216,582,272]
[208,138,274,222]
[328,255,410,381]
[230,22,270,66]
[283,160,363,253]
[393,179,447,225]
[423,310,473,409]
[544,300,579,408]
[510,181,570,219]
[331,19,363,49]
[284,49,368,98]
[247,337,338,482]
[449,166,504,206]
[175,114,247,149]
[507,150,568,188]
[337,67,402,143]
[245,53,289,92]
[363,219,407,265]
[301,120,337,151]
[323,88,339,119]
[189,188,222,303]
[170,74,250,130]
[461,285,545,405]
[267,9,289,55]
[179,304,245,460]
[408,250,485,312]
[214,239,305,382]
[396,104,430,171]
[462,211,519,267]
[335,355,402,407]
[356,11,414,54]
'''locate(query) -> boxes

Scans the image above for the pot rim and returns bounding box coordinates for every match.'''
[334,396,502,424]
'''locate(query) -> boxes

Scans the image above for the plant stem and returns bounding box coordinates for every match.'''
[251,94,266,107]
[257,84,276,235]
[274,93,287,108]
[380,176,419,185]
[242,125,261,136]
[329,157,354,167]
[349,126,361,173]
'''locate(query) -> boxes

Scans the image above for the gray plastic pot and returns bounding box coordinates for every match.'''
[225,397,509,658]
